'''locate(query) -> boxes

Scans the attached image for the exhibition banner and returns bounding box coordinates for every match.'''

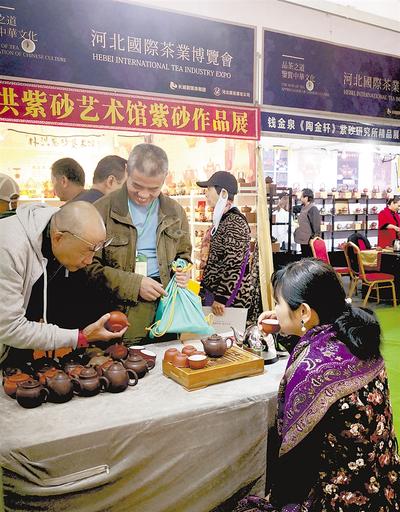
[263,30,400,119]
[0,80,259,140]
[261,111,400,144]
[0,0,255,104]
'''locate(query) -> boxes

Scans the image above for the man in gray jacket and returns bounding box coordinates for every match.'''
[294,188,321,256]
[0,201,127,367]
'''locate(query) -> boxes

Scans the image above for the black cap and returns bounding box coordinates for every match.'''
[196,171,238,196]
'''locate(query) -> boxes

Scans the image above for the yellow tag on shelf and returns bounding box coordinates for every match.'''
[187,279,200,295]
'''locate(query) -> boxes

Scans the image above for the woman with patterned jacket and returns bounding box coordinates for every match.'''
[196,171,251,316]
[236,258,400,512]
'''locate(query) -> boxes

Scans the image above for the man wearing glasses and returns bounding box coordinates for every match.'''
[88,143,192,343]
[0,201,127,368]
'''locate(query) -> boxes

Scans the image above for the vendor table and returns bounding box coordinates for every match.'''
[0,339,286,512]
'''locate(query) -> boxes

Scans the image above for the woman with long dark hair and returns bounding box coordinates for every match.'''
[236,258,400,512]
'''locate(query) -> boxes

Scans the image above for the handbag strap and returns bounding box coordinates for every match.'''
[226,248,250,307]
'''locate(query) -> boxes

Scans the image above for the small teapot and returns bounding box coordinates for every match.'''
[3,372,31,398]
[124,351,155,379]
[105,342,128,361]
[45,370,73,403]
[100,361,138,393]
[200,334,233,358]
[16,379,49,408]
[71,366,104,397]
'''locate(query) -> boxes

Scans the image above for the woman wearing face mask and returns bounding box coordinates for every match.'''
[197,171,251,316]
[235,258,400,512]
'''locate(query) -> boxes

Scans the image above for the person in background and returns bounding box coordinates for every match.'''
[78,155,127,203]
[272,193,291,250]
[51,158,86,202]
[294,188,321,256]
[236,258,400,512]
[0,173,19,219]
[378,196,400,248]
[87,143,192,343]
[0,201,126,368]
[197,171,251,316]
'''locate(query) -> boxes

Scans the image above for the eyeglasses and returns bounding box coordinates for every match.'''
[58,228,113,252]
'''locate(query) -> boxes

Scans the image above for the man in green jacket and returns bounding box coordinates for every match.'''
[88,143,192,342]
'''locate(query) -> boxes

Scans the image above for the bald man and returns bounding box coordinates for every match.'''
[0,201,127,367]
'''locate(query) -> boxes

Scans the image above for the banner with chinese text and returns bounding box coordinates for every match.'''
[261,111,400,144]
[263,30,400,119]
[0,81,259,140]
[0,0,255,104]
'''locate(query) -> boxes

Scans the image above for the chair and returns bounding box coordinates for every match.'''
[343,242,397,307]
[310,237,349,279]
[347,232,381,271]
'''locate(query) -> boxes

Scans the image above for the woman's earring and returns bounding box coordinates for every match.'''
[301,319,306,332]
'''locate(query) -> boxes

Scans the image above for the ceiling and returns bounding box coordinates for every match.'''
[285,0,400,31]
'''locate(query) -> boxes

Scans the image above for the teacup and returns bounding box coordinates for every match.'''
[181,345,197,356]
[140,349,157,365]
[261,319,280,335]
[128,346,145,356]
[173,353,189,368]
[163,348,179,363]
[188,354,208,370]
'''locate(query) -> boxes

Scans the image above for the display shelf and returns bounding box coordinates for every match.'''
[309,196,386,251]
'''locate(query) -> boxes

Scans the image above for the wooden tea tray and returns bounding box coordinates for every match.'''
[162,345,264,391]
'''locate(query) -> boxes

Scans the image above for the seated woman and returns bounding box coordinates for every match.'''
[235,258,400,512]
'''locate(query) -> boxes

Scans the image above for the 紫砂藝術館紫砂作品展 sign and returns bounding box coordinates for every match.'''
[0,0,255,105]
[263,30,400,120]
[0,80,259,140]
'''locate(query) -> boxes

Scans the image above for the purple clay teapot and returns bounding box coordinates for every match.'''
[71,366,104,397]
[46,370,73,403]
[100,361,138,393]
[104,342,128,361]
[200,334,233,358]
[124,349,155,379]
[16,379,49,408]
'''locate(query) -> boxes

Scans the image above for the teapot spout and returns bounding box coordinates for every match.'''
[231,326,244,346]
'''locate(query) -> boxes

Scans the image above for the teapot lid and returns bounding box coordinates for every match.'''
[106,361,125,371]
[79,366,98,378]
[51,370,70,381]
[203,333,222,341]
[20,379,41,388]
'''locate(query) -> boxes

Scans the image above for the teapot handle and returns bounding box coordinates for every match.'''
[99,376,109,392]
[70,378,82,395]
[41,387,49,403]
[145,360,155,371]
[127,370,138,387]
[225,336,234,349]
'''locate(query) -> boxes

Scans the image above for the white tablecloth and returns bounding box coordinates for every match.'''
[0,339,286,512]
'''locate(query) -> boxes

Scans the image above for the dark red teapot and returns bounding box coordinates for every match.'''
[100,361,138,393]
[16,379,49,408]
[105,342,128,361]
[46,370,73,403]
[124,349,155,379]
[71,366,104,397]
[201,334,233,358]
